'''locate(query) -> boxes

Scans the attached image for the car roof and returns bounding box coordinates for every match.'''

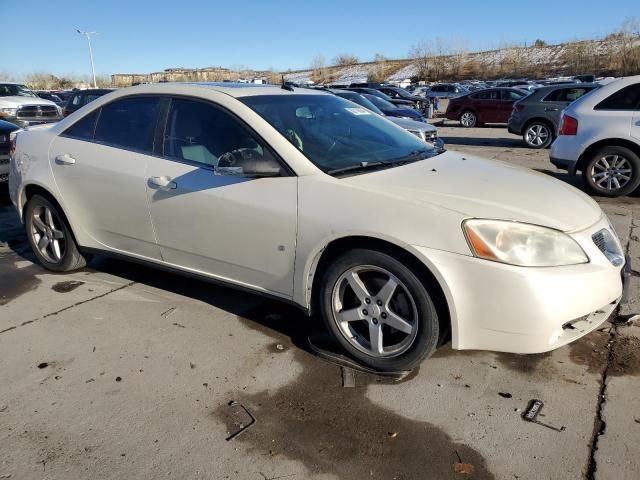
[121,82,330,98]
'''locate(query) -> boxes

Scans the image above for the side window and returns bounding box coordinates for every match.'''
[62,110,99,140]
[71,94,82,106]
[595,84,640,111]
[542,89,562,102]
[501,90,524,101]
[163,98,283,176]
[94,96,161,153]
[471,91,487,100]
[487,90,500,100]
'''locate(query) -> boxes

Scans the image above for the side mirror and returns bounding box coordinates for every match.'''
[215,149,282,177]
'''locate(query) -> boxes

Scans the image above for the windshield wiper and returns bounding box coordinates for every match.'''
[390,148,432,165]
[327,161,391,176]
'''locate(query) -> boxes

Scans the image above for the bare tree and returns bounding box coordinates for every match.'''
[332,53,359,67]
[367,53,388,83]
[310,54,329,84]
[409,40,434,81]
[615,17,640,75]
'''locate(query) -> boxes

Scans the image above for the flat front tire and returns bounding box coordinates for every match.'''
[25,194,88,272]
[319,249,440,371]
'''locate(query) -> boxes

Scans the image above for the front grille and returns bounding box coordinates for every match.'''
[0,158,9,165]
[16,105,59,119]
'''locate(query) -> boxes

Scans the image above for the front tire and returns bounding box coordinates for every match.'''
[459,110,477,128]
[25,194,88,272]
[523,122,552,149]
[319,249,440,371]
[582,146,640,197]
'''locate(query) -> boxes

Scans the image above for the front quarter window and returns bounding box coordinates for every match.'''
[241,94,436,175]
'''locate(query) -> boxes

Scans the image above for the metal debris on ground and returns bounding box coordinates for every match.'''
[225,401,256,441]
[498,392,512,398]
[522,399,565,432]
[160,307,177,318]
[341,367,356,388]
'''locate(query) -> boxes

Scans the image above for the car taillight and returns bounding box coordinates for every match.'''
[559,114,578,135]
[63,110,70,117]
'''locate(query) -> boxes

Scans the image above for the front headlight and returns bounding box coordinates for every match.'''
[0,108,17,118]
[463,219,588,267]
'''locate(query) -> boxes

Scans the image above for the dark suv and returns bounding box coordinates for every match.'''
[508,83,598,148]
[64,88,113,117]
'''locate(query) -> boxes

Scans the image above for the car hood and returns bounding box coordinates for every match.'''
[388,117,436,132]
[342,150,602,232]
[0,96,57,107]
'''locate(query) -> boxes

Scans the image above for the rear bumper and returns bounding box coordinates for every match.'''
[550,155,578,175]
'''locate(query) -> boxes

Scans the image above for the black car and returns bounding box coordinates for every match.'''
[1,119,20,184]
[361,94,425,122]
[375,86,429,112]
[35,91,66,107]
[64,88,114,116]
[346,87,414,108]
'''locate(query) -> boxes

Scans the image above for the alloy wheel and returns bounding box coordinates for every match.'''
[331,265,418,358]
[525,124,550,147]
[30,205,66,263]
[460,112,476,127]
[590,154,632,192]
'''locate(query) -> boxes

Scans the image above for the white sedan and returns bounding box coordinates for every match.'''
[9,83,626,371]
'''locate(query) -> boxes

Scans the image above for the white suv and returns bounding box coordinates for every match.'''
[550,75,640,197]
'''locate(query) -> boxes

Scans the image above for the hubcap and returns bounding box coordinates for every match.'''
[461,112,475,127]
[31,206,66,263]
[526,124,549,146]
[331,265,418,358]
[591,154,632,192]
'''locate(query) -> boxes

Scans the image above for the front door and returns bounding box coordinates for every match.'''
[49,96,163,259]
[145,97,297,298]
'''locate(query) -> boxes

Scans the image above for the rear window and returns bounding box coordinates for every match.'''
[595,84,640,111]
[94,96,161,153]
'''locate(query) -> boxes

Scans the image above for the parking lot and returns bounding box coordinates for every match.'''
[1,124,639,480]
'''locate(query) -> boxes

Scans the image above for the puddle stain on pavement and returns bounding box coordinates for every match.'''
[216,314,494,480]
[567,330,609,375]
[609,335,640,376]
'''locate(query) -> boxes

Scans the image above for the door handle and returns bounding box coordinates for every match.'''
[545,107,559,112]
[148,176,177,190]
[55,153,76,165]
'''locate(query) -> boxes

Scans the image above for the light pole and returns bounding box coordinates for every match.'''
[77,29,98,88]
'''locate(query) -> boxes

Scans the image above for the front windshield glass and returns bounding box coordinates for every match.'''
[241,94,436,175]
[362,94,396,111]
[0,84,38,98]
[335,92,384,115]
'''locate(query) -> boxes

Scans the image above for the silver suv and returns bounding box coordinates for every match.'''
[0,83,63,128]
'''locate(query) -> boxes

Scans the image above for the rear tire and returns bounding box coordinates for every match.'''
[24,194,88,272]
[582,146,640,197]
[523,121,553,149]
[319,249,439,371]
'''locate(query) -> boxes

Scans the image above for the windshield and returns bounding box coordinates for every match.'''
[334,91,384,115]
[362,94,396,111]
[241,94,435,175]
[0,84,38,98]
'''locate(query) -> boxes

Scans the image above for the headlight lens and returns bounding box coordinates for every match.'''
[0,108,17,118]
[463,219,588,267]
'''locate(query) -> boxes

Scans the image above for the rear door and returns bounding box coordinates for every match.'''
[479,89,502,122]
[49,96,163,259]
[144,96,298,297]
[499,89,526,123]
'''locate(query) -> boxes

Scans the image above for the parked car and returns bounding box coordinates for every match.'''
[0,119,20,184]
[331,90,444,151]
[375,86,429,113]
[63,88,114,117]
[550,76,640,197]
[35,91,66,107]
[0,83,63,127]
[508,83,599,148]
[446,88,528,127]
[10,83,626,372]
[425,83,469,99]
[346,87,415,108]
[361,93,426,122]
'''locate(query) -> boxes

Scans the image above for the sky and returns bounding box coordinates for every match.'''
[2,0,637,78]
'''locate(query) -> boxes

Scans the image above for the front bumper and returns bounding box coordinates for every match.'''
[411,216,623,354]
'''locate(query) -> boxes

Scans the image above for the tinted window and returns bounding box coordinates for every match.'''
[595,84,640,111]
[164,98,281,174]
[501,89,525,101]
[471,91,488,100]
[94,96,161,152]
[62,110,99,140]
[544,87,592,103]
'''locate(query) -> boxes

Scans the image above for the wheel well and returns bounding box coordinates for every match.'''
[576,139,640,174]
[310,236,451,337]
[522,117,555,135]
[23,185,79,244]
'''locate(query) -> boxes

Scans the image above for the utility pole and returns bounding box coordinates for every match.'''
[77,29,98,88]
